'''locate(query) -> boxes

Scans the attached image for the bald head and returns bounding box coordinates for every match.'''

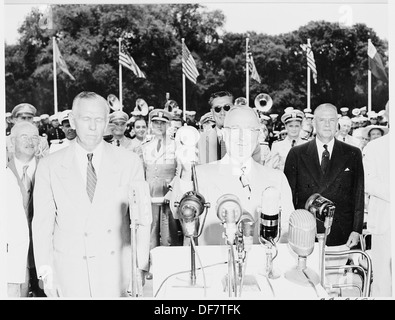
[10,121,40,162]
[11,121,39,138]
[224,106,260,129]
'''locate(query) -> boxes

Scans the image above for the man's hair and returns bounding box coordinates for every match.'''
[132,116,147,128]
[72,91,109,114]
[314,103,338,115]
[10,121,39,138]
[208,91,233,107]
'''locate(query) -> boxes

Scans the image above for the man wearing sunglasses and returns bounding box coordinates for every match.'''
[197,91,261,164]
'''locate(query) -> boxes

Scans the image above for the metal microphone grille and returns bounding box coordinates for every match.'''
[288,209,316,257]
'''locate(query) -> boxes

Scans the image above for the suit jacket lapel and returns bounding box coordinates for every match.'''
[324,140,350,187]
[301,139,322,186]
[58,141,90,209]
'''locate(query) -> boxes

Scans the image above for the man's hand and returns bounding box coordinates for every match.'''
[346,231,360,248]
[175,145,198,180]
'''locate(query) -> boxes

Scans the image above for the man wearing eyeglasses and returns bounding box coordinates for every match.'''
[167,106,294,246]
[6,103,49,162]
[197,91,261,164]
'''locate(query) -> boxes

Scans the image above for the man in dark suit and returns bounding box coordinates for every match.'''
[284,103,364,248]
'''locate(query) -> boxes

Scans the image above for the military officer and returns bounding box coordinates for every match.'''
[46,114,66,146]
[108,110,135,152]
[141,109,183,271]
[265,108,307,171]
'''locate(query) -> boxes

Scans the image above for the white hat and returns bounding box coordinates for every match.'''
[40,114,49,120]
[303,108,312,113]
[49,114,58,122]
[33,116,41,122]
[305,113,314,119]
[340,107,349,113]
[58,110,72,124]
[351,108,361,117]
[5,112,12,118]
[364,124,389,137]
[367,111,377,119]
[284,107,294,113]
[377,110,386,117]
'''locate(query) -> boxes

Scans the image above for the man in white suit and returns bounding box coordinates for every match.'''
[363,131,391,297]
[6,122,42,297]
[32,91,152,298]
[167,106,294,246]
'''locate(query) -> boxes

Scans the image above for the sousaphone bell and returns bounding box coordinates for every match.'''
[254,93,273,113]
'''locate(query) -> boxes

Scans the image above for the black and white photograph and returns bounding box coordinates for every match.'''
[0,0,393,304]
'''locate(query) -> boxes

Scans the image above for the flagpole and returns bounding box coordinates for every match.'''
[246,37,250,106]
[182,38,187,122]
[307,38,311,111]
[53,36,58,115]
[368,39,372,113]
[119,38,123,110]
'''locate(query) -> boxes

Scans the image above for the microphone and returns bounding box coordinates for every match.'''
[259,186,281,246]
[237,213,255,249]
[284,209,320,286]
[305,193,335,234]
[216,194,243,244]
[177,191,206,238]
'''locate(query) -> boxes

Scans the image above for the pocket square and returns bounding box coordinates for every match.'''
[344,168,350,172]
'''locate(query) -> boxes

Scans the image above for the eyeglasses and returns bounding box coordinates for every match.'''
[18,135,40,143]
[213,104,232,113]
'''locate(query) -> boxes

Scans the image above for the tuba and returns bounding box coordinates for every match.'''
[107,94,122,111]
[254,93,273,113]
[132,98,149,116]
[164,99,179,114]
[234,97,248,107]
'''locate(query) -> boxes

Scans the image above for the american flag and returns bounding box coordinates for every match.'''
[300,42,317,84]
[119,44,146,78]
[182,41,199,84]
[248,53,261,83]
[54,41,75,80]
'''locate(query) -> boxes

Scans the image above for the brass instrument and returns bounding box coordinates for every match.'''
[132,98,149,117]
[164,99,180,114]
[254,93,273,113]
[107,94,122,111]
[234,97,248,107]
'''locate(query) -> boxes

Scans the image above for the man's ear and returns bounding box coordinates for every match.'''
[69,112,76,130]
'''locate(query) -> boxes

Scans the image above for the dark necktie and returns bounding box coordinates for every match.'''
[21,165,32,194]
[343,137,345,142]
[217,135,226,159]
[116,139,120,146]
[321,144,330,174]
[291,140,296,147]
[157,139,162,152]
[239,166,252,199]
[86,153,97,202]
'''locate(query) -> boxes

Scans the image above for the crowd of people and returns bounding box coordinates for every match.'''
[4,90,391,298]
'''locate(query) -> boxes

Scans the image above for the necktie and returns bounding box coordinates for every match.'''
[239,166,252,199]
[86,153,97,202]
[343,137,345,142]
[157,139,162,152]
[321,144,330,175]
[116,139,120,146]
[21,165,32,194]
[291,140,296,147]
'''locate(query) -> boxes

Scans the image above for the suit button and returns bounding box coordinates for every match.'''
[107,229,111,233]
[110,251,115,255]
[84,232,88,237]
[83,255,87,259]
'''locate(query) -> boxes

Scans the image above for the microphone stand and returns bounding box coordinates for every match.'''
[128,188,143,297]
[173,162,210,290]
[318,214,334,289]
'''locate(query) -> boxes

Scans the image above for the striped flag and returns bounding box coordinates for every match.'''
[119,44,146,78]
[300,42,317,84]
[248,53,261,83]
[368,41,387,81]
[182,41,199,84]
[54,41,75,81]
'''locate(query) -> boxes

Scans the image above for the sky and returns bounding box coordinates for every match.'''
[3,1,389,45]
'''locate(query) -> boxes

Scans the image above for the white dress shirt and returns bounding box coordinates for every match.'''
[316,138,335,164]
[14,157,37,181]
[74,140,104,186]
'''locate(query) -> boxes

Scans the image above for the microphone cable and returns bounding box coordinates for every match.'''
[153,261,228,298]
[190,237,207,297]
[302,269,319,297]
